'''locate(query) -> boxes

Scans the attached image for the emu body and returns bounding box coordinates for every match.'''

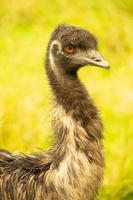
[0,24,109,200]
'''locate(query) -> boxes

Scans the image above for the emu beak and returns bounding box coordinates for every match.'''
[86,50,110,69]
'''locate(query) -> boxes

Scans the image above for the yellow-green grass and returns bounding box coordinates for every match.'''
[0,0,133,199]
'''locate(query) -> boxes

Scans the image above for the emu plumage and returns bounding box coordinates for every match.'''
[0,24,109,200]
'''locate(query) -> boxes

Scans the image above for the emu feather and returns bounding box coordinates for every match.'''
[0,24,109,200]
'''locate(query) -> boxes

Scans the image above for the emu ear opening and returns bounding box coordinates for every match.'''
[50,40,62,53]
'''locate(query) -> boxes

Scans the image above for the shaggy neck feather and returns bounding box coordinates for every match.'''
[46,61,104,167]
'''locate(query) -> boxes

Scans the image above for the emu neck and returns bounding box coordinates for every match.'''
[46,65,104,167]
[47,67,91,111]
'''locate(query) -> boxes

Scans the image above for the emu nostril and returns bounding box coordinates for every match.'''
[92,57,101,62]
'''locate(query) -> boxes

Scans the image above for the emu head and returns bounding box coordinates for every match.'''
[48,24,109,74]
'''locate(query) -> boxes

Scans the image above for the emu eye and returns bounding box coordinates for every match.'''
[64,46,75,54]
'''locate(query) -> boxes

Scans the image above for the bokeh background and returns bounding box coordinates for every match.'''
[0,0,133,199]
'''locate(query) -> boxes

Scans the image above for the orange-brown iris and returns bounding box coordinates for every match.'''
[64,46,75,54]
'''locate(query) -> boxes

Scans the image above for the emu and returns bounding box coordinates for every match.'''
[0,24,109,200]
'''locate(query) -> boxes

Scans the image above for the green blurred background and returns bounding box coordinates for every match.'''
[0,0,133,199]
